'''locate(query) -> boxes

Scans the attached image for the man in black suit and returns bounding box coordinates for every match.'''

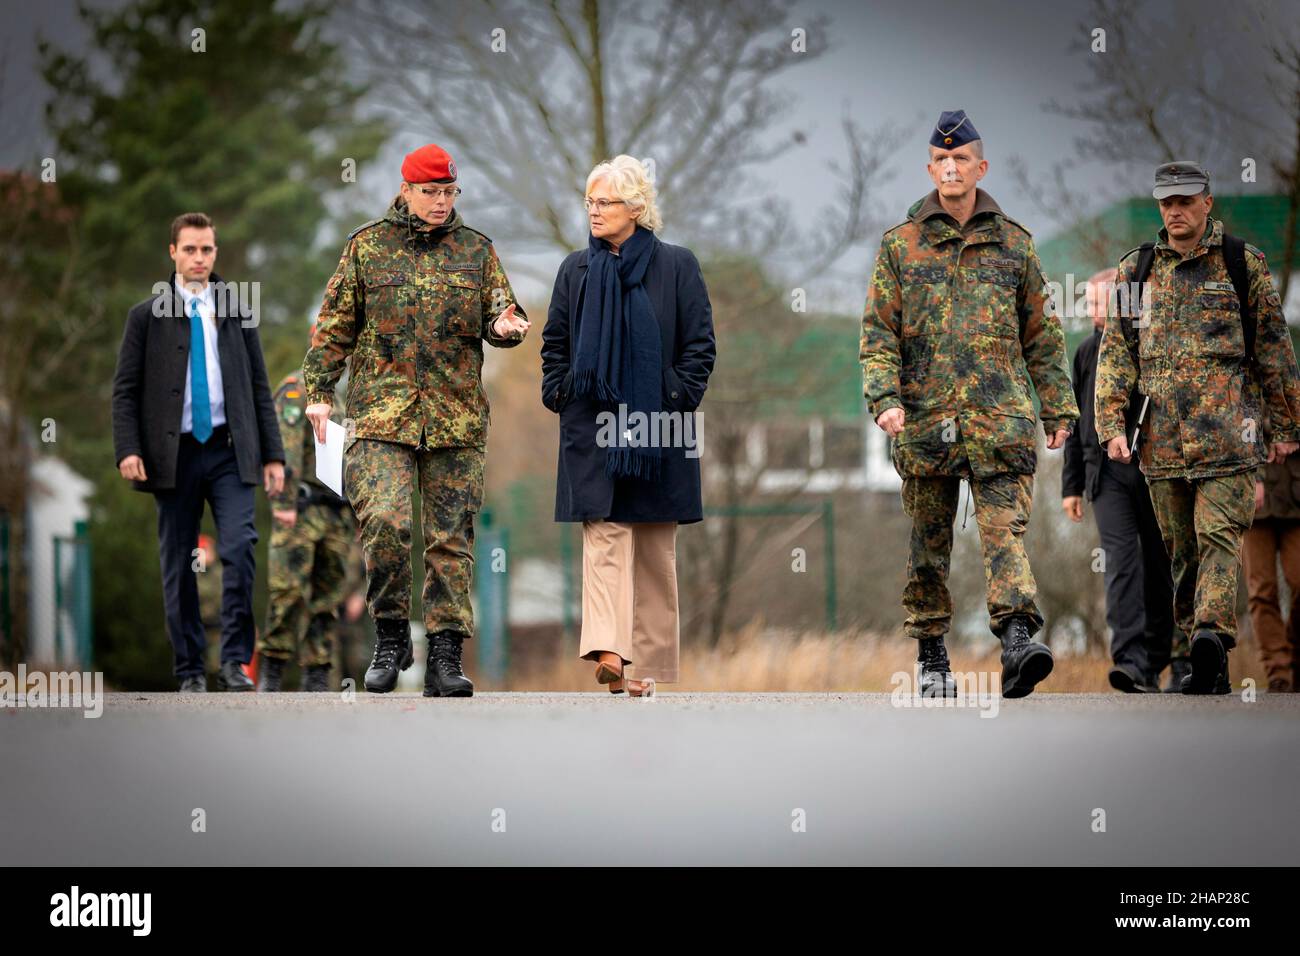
[1061,268,1179,693]
[112,212,285,692]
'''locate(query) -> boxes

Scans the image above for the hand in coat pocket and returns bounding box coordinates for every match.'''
[547,370,574,413]
[663,366,689,412]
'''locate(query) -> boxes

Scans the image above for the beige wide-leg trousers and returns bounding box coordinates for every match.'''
[578,520,680,682]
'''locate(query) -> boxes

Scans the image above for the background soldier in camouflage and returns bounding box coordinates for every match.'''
[303,143,528,698]
[862,110,1079,699]
[1096,161,1300,695]
[257,359,357,692]
[335,536,372,684]
[196,533,222,685]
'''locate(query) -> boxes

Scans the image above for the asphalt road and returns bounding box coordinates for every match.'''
[3,692,1298,865]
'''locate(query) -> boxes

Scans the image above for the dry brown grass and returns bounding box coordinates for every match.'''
[495,622,1273,693]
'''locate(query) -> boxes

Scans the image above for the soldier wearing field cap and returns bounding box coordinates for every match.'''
[303,143,530,697]
[1095,160,1300,694]
[862,110,1078,699]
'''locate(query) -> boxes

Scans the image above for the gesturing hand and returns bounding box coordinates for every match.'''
[492,303,530,338]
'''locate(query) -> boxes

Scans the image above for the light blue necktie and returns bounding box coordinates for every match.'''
[189,297,213,443]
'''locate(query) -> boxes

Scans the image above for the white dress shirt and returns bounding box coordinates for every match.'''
[176,277,226,434]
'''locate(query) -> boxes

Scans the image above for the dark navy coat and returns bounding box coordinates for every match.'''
[541,234,716,523]
[111,271,284,492]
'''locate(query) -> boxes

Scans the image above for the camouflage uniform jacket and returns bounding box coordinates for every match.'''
[861,189,1078,478]
[303,199,526,449]
[1094,217,1300,481]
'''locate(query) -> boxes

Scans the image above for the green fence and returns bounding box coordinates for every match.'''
[475,508,509,683]
[53,519,94,667]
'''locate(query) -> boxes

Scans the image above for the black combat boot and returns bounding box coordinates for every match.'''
[1213,656,1232,696]
[257,657,287,692]
[917,635,957,698]
[1163,657,1191,693]
[424,630,474,698]
[997,616,1054,698]
[302,664,331,692]
[1181,630,1227,695]
[364,618,413,693]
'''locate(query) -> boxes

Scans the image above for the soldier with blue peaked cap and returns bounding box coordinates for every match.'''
[930,109,980,150]
[861,110,1078,699]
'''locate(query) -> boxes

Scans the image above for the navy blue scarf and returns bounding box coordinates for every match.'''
[573,226,661,480]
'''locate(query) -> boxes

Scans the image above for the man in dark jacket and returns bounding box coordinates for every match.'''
[112,212,285,692]
[1243,441,1300,692]
[1062,269,1177,692]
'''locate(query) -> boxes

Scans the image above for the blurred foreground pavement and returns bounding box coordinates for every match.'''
[3,692,1298,865]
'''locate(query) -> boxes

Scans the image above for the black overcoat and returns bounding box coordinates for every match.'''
[541,234,716,523]
[112,272,284,491]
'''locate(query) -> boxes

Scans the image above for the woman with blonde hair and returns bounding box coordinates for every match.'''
[541,155,716,696]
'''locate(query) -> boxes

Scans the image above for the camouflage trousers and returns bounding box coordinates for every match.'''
[260,501,356,666]
[345,439,484,637]
[1147,470,1254,653]
[901,472,1042,640]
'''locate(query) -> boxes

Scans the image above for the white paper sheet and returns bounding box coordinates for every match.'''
[314,420,345,497]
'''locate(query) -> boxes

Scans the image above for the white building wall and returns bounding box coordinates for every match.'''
[26,456,93,666]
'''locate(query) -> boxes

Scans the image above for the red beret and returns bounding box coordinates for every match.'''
[401,144,457,184]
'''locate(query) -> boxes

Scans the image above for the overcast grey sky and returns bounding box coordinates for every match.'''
[2,0,1290,311]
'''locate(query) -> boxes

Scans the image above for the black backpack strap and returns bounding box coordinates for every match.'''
[1132,242,1157,286]
[1128,243,1157,334]
[1122,242,1157,339]
[1221,233,1254,361]
[1121,242,1157,435]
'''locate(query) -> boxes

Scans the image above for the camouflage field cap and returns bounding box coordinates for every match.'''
[1152,161,1209,199]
